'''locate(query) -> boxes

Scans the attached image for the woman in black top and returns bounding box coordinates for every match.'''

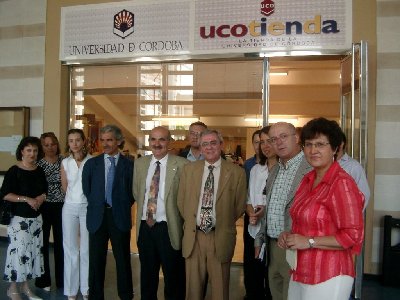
[35,132,65,291]
[0,137,47,300]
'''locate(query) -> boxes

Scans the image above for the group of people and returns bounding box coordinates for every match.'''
[0,118,369,300]
[244,119,368,300]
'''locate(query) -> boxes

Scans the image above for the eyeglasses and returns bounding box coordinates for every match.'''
[303,142,330,149]
[268,133,295,144]
[201,140,220,148]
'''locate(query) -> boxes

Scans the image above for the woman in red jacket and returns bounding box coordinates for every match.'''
[279,118,364,300]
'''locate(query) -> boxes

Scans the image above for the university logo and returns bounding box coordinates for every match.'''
[261,0,275,16]
[113,9,134,39]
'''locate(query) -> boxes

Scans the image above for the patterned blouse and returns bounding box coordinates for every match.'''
[290,161,364,284]
[37,156,65,203]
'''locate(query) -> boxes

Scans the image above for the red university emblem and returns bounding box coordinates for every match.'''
[261,0,275,16]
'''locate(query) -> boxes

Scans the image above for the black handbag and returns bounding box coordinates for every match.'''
[0,200,13,225]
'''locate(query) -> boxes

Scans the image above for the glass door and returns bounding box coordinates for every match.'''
[340,41,368,299]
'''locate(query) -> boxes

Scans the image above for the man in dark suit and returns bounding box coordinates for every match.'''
[178,129,247,300]
[82,125,134,300]
[133,126,188,300]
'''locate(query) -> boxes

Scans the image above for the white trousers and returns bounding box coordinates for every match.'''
[288,275,354,300]
[62,203,89,296]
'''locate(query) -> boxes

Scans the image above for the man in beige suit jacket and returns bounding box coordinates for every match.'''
[133,126,188,300]
[177,129,247,300]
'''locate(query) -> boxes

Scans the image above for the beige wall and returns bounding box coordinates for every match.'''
[352,0,378,274]
[0,0,47,136]
[372,0,400,274]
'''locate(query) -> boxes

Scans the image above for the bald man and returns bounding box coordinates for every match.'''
[133,126,188,300]
[255,122,312,300]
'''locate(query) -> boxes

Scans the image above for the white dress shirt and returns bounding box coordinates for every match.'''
[196,158,222,228]
[142,154,168,222]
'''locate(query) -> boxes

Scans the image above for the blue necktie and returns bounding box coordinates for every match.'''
[106,156,116,206]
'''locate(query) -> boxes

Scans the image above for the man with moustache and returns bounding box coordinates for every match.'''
[82,125,134,300]
[178,129,247,300]
[133,126,188,300]
[255,122,312,300]
[179,121,207,161]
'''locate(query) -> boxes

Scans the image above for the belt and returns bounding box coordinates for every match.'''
[105,203,112,208]
[196,226,215,232]
[140,220,167,226]
[268,237,278,241]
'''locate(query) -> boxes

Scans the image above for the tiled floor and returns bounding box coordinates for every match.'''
[0,239,399,299]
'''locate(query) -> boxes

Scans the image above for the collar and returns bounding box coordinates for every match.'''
[205,157,222,169]
[104,152,120,160]
[338,152,350,163]
[188,148,204,160]
[305,161,341,186]
[151,154,169,166]
[279,151,304,170]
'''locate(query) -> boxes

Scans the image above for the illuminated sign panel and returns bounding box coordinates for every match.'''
[60,0,351,61]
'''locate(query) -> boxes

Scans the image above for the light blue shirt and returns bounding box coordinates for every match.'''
[338,153,370,209]
[187,148,204,162]
[104,153,120,191]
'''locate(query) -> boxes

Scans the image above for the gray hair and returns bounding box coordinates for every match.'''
[200,129,224,144]
[100,124,125,149]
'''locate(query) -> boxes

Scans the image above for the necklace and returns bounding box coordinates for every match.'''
[22,160,35,169]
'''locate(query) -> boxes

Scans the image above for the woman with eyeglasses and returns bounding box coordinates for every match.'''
[1,137,47,300]
[34,132,65,292]
[61,129,91,300]
[280,118,364,300]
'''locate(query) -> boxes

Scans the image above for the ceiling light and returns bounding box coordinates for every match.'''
[270,72,288,76]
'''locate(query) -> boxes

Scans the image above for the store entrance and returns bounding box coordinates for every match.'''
[69,55,346,262]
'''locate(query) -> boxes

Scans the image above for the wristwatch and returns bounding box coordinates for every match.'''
[308,237,315,248]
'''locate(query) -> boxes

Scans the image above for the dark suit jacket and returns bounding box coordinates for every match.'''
[82,153,134,233]
[177,159,247,263]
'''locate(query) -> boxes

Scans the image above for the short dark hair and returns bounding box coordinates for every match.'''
[251,129,261,142]
[40,132,61,155]
[189,121,207,130]
[301,118,342,151]
[16,136,43,161]
[340,130,347,148]
[258,126,272,165]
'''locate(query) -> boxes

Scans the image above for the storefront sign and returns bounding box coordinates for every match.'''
[60,0,351,61]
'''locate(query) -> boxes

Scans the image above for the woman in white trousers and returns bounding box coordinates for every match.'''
[61,129,92,300]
